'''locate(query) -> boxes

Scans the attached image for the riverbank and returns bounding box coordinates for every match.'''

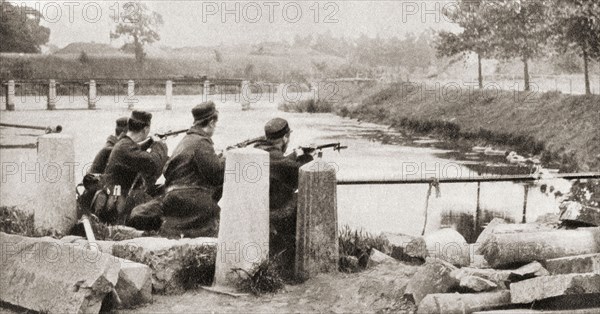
[331,82,600,172]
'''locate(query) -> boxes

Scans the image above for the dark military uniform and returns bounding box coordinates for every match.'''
[99,133,168,224]
[89,135,119,174]
[89,117,128,174]
[254,118,313,277]
[103,134,168,196]
[159,103,225,238]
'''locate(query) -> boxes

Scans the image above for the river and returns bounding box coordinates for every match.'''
[0,92,569,239]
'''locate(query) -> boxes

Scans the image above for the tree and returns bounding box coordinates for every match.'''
[110,1,163,64]
[0,0,50,53]
[482,0,552,91]
[78,51,90,65]
[551,0,600,95]
[436,0,492,88]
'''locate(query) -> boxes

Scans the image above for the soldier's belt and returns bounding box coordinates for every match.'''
[165,185,213,194]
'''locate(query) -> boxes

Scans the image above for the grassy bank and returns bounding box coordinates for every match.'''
[328,82,599,171]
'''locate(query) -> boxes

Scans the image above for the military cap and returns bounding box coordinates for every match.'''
[192,101,217,122]
[128,110,152,126]
[264,118,291,139]
[116,117,128,128]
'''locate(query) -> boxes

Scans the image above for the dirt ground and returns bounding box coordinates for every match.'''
[123,260,420,314]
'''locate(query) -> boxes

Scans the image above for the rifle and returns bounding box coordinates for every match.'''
[156,128,188,139]
[298,142,348,155]
[225,135,265,151]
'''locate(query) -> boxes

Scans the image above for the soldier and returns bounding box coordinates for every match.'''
[77,117,129,215]
[94,110,168,224]
[254,118,314,277]
[159,101,225,238]
[89,117,128,174]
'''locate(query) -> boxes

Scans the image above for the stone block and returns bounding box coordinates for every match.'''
[0,232,120,313]
[545,253,600,275]
[35,134,77,235]
[451,267,512,288]
[510,273,600,304]
[215,148,270,289]
[481,227,600,268]
[406,228,470,267]
[112,237,217,293]
[417,290,511,314]
[116,258,152,308]
[509,261,549,281]
[381,232,421,263]
[295,160,339,281]
[367,249,395,268]
[460,275,498,292]
[404,258,459,304]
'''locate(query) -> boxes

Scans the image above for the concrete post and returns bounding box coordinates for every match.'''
[5,80,15,111]
[127,80,135,110]
[241,80,250,110]
[165,80,173,110]
[47,79,57,110]
[295,160,339,281]
[203,80,210,97]
[35,134,77,235]
[88,80,97,110]
[214,148,270,290]
[310,82,319,102]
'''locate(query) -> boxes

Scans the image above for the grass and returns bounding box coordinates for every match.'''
[177,249,216,290]
[233,255,285,295]
[338,225,392,273]
[336,82,600,172]
[0,206,35,236]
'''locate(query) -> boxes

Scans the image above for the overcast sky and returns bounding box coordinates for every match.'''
[10,0,458,48]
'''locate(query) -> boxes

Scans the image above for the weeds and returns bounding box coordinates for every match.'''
[177,249,216,290]
[338,225,391,273]
[0,206,35,236]
[233,254,285,295]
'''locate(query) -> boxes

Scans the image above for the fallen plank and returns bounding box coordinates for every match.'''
[480,227,600,268]
[544,253,600,275]
[417,290,511,314]
[0,232,120,314]
[510,273,600,304]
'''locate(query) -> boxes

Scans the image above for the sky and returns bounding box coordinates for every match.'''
[8,0,458,48]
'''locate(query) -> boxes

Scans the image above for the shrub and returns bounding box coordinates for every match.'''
[279,98,333,113]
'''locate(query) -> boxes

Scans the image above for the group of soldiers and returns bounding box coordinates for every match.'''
[79,101,314,269]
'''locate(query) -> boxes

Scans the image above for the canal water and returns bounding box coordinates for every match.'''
[0,93,570,240]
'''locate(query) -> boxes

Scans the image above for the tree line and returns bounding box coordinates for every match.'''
[436,0,600,94]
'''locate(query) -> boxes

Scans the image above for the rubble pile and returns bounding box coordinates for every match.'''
[397,213,600,314]
[0,231,217,313]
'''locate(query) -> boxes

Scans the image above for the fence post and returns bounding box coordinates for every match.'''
[310,82,319,102]
[165,80,173,110]
[295,160,339,281]
[5,80,15,111]
[127,80,135,110]
[214,148,270,290]
[47,79,57,110]
[35,133,77,235]
[241,80,250,110]
[203,80,210,100]
[522,185,529,223]
[88,80,97,110]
